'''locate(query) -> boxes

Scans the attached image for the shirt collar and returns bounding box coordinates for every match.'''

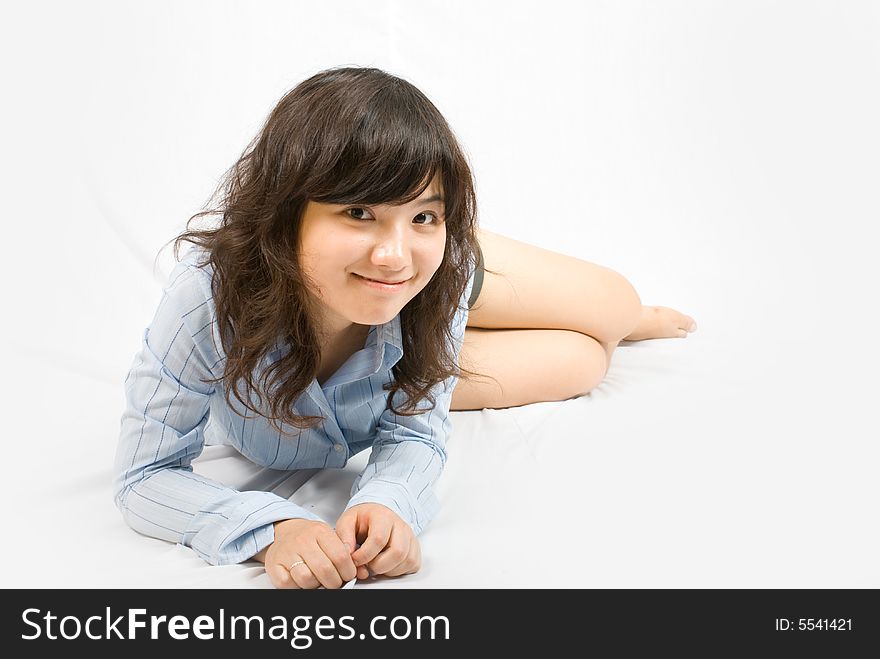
[267,312,404,374]
[372,312,404,371]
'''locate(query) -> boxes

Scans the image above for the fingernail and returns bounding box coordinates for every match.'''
[344,542,351,551]
[688,321,697,332]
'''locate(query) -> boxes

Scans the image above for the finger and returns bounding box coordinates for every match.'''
[366,523,410,576]
[350,518,393,567]
[385,536,421,577]
[271,562,300,589]
[316,532,357,585]
[301,545,349,590]
[287,556,322,590]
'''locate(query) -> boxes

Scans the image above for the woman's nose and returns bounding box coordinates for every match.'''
[371,244,409,270]
[371,231,410,267]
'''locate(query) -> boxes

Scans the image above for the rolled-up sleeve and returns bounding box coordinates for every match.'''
[113,263,323,565]
[343,294,469,535]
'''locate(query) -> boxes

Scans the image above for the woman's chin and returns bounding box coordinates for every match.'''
[354,308,403,326]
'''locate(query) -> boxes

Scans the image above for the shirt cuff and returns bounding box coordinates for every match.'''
[343,480,438,537]
[183,490,326,565]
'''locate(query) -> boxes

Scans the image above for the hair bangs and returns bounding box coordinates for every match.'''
[309,85,453,208]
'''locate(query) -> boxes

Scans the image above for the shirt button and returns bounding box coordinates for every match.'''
[334,444,344,453]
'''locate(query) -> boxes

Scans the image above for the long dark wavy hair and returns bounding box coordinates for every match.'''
[164,66,493,434]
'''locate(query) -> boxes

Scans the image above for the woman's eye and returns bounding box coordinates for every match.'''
[346,208,441,224]
[413,212,440,225]
[346,207,373,221]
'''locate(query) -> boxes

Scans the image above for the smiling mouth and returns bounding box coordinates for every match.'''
[355,274,410,285]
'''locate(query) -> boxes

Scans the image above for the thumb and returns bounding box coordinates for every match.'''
[333,515,356,558]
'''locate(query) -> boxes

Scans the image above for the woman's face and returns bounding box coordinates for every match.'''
[298,176,447,338]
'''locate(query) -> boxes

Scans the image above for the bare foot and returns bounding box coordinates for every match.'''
[623,305,697,341]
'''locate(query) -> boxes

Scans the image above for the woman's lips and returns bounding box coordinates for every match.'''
[353,274,410,291]
[358,275,407,284]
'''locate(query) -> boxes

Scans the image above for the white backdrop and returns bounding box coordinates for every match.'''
[1,1,878,588]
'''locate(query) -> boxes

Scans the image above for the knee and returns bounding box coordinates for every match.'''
[606,276,643,341]
[561,331,609,399]
[579,332,610,395]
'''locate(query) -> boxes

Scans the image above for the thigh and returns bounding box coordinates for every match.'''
[450,326,608,411]
[468,228,640,343]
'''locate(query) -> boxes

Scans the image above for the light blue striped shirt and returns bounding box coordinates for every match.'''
[114,248,473,566]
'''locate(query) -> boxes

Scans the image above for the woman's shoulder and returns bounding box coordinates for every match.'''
[154,246,225,366]
[165,246,214,292]
[156,246,218,324]
[177,245,215,278]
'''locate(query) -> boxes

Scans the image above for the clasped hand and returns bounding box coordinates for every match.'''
[262,503,421,589]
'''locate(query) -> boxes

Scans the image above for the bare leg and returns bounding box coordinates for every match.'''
[450,327,608,411]
[450,229,695,411]
[450,229,641,410]
[598,339,621,372]
[467,229,643,344]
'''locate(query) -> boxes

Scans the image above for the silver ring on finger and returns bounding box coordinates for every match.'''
[289,560,306,570]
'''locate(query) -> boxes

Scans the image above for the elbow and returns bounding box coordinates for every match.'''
[112,480,130,519]
[112,469,138,523]
[113,481,146,536]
